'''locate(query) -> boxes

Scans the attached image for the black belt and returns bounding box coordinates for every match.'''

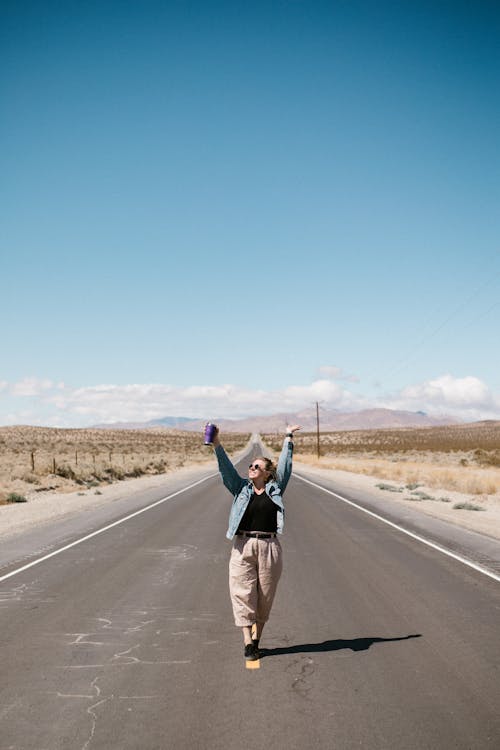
[236,531,277,539]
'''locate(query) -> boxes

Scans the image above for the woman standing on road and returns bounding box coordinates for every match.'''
[212,425,301,661]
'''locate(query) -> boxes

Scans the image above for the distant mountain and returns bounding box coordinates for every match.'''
[92,408,460,433]
[92,415,200,430]
[151,416,200,428]
[184,408,460,433]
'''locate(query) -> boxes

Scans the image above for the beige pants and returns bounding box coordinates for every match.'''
[229,535,283,627]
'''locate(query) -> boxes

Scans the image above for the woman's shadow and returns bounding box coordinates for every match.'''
[260,634,422,658]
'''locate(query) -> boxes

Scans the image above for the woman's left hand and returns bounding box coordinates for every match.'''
[286,424,301,435]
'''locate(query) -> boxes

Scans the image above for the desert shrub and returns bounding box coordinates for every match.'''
[7,492,27,503]
[85,479,100,487]
[125,466,145,478]
[376,483,403,492]
[411,491,435,501]
[22,473,41,485]
[473,450,500,468]
[453,501,485,511]
[56,465,76,480]
[104,466,124,480]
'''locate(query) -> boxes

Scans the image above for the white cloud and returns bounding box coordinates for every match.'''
[400,375,492,407]
[383,374,500,421]
[318,365,360,383]
[10,377,54,397]
[0,381,8,393]
[282,379,359,407]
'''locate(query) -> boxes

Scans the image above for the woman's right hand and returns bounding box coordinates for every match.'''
[212,426,220,447]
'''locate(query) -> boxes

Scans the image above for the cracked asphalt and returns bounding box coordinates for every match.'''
[1,441,500,749]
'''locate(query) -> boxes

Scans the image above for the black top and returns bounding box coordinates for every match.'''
[237,490,278,533]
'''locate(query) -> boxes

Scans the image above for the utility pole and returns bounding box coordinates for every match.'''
[316,401,320,459]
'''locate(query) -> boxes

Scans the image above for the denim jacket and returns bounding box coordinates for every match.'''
[215,438,294,540]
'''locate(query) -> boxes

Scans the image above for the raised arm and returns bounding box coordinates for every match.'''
[276,424,301,493]
[212,428,246,496]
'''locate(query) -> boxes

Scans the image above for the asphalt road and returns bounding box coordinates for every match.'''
[1,442,500,749]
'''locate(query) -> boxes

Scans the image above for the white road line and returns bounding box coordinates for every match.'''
[0,472,218,584]
[294,473,500,584]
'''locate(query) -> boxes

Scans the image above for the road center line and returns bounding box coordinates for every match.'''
[0,472,219,584]
[294,473,500,584]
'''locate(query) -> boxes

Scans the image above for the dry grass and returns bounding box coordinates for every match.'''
[0,426,250,503]
[263,422,500,496]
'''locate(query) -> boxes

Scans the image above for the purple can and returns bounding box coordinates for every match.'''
[204,422,217,445]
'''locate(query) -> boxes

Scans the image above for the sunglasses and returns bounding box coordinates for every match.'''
[249,463,265,471]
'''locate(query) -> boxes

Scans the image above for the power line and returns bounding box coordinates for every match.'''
[377,265,500,382]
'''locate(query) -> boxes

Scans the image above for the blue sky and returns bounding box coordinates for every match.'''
[1,0,499,426]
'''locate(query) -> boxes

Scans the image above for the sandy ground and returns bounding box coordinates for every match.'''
[294,460,500,542]
[0,425,249,501]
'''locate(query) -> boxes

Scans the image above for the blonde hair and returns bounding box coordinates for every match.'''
[255,456,277,481]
